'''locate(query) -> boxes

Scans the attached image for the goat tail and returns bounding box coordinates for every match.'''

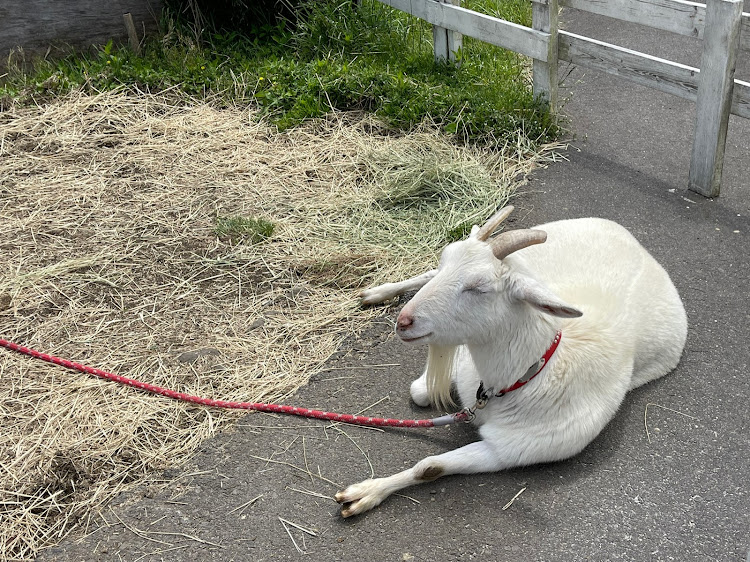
[426,344,458,410]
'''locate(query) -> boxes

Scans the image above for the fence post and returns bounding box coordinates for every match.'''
[123,13,141,55]
[433,0,463,64]
[532,0,559,112]
[688,0,743,197]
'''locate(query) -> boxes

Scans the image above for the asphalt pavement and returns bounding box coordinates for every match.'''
[39,9,749,562]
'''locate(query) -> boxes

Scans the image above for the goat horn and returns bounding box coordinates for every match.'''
[489,229,547,260]
[474,205,514,241]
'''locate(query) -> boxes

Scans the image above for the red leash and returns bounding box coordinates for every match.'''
[0,337,464,428]
[0,332,561,428]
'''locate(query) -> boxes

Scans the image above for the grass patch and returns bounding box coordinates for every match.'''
[215,215,275,244]
[1,0,557,147]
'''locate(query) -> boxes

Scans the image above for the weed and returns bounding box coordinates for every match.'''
[215,216,275,244]
[445,222,475,243]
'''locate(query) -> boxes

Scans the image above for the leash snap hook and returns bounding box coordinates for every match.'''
[455,407,476,423]
[475,381,494,409]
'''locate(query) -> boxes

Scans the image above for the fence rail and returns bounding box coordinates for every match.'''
[557,30,750,119]
[371,0,749,198]
[560,0,750,52]
[377,0,549,60]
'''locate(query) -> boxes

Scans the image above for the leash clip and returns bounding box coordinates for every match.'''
[475,381,494,409]
[455,407,476,423]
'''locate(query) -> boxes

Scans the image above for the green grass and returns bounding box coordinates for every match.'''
[1,0,557,146]
[214,216,275,244]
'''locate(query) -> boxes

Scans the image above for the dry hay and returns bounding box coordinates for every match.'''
[0,89,554,560]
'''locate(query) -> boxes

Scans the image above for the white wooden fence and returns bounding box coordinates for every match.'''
[374,0,750,198]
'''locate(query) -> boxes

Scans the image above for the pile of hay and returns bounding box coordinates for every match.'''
[0,89,552,559]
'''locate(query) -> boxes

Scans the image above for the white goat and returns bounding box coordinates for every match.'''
[335,205,687,517]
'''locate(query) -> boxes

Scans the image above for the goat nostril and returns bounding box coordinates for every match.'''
[397,315,413,330]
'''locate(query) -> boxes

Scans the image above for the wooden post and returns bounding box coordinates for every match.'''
[123,12,141,55]
[532,0,559,111]
[433,0,463,64]
[688,0,743,197]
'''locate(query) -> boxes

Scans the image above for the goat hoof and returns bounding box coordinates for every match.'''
[335,480,386,517]
[359,291,381,306]
[359,286,394,306]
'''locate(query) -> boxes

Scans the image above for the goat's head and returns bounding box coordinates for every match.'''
[396,206,582,346]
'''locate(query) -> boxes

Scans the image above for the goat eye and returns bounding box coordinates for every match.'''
[463,281,488,294]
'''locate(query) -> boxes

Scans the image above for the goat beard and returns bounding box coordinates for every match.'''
[426,344,458,410]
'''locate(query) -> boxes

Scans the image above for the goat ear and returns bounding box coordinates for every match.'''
[511,277,583,318]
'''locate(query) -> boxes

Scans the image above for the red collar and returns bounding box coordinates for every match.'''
[473,330,562,409]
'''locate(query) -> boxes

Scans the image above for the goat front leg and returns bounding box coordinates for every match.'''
[359,269,437,305]
[335,440,506,517]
